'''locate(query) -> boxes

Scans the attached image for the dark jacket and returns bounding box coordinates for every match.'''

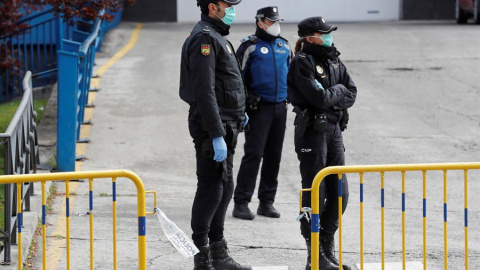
[236,28,291,103]
[180,14,246,139]
[287,47,356,122]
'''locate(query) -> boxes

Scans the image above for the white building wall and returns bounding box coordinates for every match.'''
[177,0,401,23]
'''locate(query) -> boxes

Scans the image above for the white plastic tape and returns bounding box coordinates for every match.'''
[155,207,199,258]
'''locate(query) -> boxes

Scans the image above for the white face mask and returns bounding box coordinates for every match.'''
[260,20,281,37]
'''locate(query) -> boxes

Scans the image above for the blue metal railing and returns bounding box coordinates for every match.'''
[0,71,39,263]
[0,8,59,102]
[57,13,105,171]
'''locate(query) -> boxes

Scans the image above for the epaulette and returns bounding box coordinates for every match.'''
[277,36,289,43]
[202,25,210,35]
[296,52,307,59]
[240,35,257,43]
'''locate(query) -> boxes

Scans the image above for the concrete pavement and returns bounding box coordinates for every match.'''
[23,20,480,270]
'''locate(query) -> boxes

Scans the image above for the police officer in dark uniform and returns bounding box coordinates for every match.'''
[287,16,357,270]
[232,6,291,220]
[179,1,251,269]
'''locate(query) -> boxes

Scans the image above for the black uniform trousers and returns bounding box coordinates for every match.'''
[234,102,287,205]
[189,118,234,248]
[295,121,349,239]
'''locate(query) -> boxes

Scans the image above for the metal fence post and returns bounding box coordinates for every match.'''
[57,50,79,172]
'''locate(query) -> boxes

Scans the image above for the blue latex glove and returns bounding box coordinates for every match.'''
[243,113,249,127]
[212,137,227,162]
[315,79,324,90]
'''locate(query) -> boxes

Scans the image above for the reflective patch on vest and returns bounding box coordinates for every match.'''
[201,44,211,56]
[226,44,232,54]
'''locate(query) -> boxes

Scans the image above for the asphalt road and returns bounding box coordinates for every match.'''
[33,20,480,270]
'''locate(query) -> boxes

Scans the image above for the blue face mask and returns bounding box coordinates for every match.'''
[320,33,333,47]
[215,5,236,25]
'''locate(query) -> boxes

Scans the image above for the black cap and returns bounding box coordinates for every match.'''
[297,16,337,37]
[197,0,242,7]
[255,6,283,22]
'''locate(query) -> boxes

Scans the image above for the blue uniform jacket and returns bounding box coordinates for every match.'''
[236,35,291,103]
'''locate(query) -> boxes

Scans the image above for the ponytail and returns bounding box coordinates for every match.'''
[294,37,306,55]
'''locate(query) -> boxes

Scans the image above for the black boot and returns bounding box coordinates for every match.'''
[233,203,255,220]
[305,239,339,270]
[209,239,252,270]
[194,246,215,270]
[257,202,280,218]
[320,236,351,270]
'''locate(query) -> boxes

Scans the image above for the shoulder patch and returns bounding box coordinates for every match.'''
[240,35,257,43]
[201,44,211,56]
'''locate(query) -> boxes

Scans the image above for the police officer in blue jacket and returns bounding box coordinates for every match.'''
[233,6,292,220]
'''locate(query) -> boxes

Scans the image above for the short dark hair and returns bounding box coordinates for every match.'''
[198,0,219,15]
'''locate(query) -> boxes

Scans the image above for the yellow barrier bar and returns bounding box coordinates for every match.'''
[42,181,47,270]
[89,178,94,270]
[17,183,22,270]
[113,177,117,270]
[381,172,385,270]
[464,170,468,270]
[360,173,364,270]
[443,170,448,270]
[66,180,71,270]
[311,185,320,270]
[338,173,343,268]
[308,162,480,270]
[401,171,406,270]
[145,190,158,215]
[0,170,148,269]
[423,171,427,270]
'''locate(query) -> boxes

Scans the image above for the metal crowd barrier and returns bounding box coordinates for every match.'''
[0,8,58,102]
[57,12,105,172]
[0,170,156,270]
[301,162,480,270]
[0,71,39,263]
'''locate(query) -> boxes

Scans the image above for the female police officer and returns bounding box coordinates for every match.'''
[287,17,357,270]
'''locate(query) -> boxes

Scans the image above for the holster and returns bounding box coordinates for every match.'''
[223,121,240,153]
[313,112,327,132]
[340,109,349,131]
[201,138,228,182]
[293,106,310,138]
[246,93,261,114]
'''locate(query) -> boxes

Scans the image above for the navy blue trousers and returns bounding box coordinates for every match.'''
[295,122,349,239]
[234,102,287,205]
[189,117,234,247]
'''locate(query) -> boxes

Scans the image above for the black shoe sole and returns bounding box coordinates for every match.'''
[256,210,280,218]
[232,211,255,220]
